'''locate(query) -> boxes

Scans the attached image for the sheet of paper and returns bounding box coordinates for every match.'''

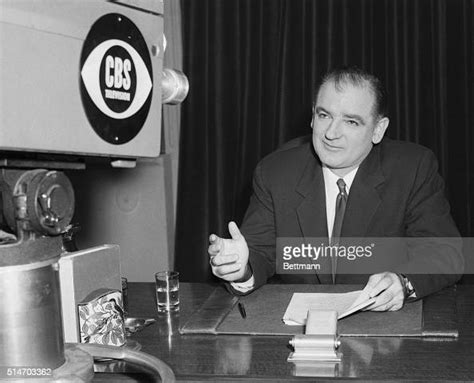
[282,290,375,325]
[338,285,375,320]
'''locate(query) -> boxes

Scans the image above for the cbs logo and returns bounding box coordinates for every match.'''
[81,39,152,119]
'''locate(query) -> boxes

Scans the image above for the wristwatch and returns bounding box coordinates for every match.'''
[399,274,416,299]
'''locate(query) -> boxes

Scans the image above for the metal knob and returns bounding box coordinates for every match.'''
[161,68,189,105]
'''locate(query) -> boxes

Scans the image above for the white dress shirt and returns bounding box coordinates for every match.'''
[322,166,358,239]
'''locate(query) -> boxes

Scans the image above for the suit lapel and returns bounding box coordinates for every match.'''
[342,144,385,237]
[294,148,332,284]
[295,149,328,239]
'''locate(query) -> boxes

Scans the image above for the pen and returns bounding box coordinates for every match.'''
[238,302,247,319]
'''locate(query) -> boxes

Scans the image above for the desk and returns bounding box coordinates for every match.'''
[96,282,474,381]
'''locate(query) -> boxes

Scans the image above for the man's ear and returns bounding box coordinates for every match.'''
[372,117,389,144]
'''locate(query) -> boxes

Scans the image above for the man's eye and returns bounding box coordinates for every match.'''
[318,113,329,119]
[346,119,359,126]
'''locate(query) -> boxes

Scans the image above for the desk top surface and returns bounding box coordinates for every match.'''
[103,282,474,381]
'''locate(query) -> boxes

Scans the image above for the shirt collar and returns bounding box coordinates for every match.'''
[322,166,359,193]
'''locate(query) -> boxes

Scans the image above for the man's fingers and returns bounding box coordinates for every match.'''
[209,234,223,246]
[228,221,243,240]
[210,253,242,279]
[370,296,403,312]
[367,277,404,312]
[208,244,220,256]
[208,222,249,282]
[367,275,391,298]
[364,273,384,292]
[369,290,394,311]
[208,242,221,255]
[208,235,224,256]
[363,272,405,312]
[213,262,242,277]
[210,253,239,267]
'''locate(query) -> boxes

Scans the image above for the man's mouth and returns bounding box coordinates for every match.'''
[323,141,343,151]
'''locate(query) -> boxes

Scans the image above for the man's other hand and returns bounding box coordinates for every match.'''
[208,221,250,282]
[363,272,405,311]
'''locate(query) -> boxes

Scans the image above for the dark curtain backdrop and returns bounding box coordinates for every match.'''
[176,0,473,282]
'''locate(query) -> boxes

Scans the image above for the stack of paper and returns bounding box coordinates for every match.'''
[283,289,375,325]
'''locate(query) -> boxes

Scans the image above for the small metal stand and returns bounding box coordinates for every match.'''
[288,310,342,362]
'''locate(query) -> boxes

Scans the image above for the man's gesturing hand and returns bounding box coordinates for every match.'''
[208,221,250,282]
[363,272,405,311]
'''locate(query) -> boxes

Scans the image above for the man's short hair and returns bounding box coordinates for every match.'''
[313,66,388,119]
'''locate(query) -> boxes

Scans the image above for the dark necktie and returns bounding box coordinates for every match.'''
[331,178,348,284]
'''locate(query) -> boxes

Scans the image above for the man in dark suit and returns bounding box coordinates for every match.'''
[208,67,463,312]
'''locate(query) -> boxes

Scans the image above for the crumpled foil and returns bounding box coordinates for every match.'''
[78,290,126,346]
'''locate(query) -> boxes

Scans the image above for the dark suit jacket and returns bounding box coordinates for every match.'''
[240,136,463,298]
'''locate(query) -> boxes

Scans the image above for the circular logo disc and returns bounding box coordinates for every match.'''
[80,13,153,145]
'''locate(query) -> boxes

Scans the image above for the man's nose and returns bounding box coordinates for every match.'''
[325,120,342,140]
